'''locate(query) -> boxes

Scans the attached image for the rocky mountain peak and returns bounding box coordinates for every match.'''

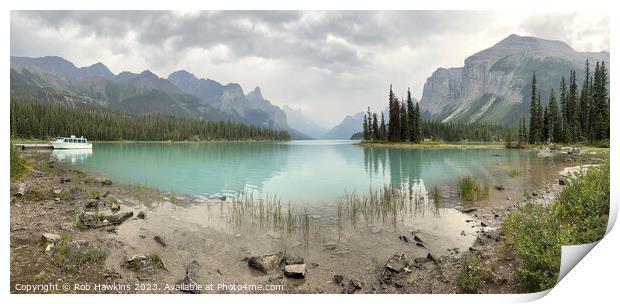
[247,86,263,100]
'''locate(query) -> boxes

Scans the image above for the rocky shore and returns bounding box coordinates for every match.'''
[10,150,603,294]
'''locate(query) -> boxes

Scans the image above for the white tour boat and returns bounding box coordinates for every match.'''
[51,135,93,149]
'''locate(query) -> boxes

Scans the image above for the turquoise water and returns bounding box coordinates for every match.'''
[50,140,556,205]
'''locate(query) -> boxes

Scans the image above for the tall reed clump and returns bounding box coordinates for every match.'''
[227,192,311,240]
[458,176,489,201]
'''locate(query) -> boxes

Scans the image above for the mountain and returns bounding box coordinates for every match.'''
[282,105,327,139]
[419,34,610,124]
[10,56,310,138]
[321,112,365,140]
[167,70,309,138]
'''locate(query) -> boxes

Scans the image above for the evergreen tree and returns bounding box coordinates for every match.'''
[517,119,523,148]
[592,61,609,141]
[567,70,580,142]
[387,85,400,142]
[579,60,592,140]
[505,127,513,148]
[559,76,567,142]
[529,72,541,144]
[379,112,387,141]
[400,100,409,141]
[548,89,561,143]
[407,88,415,142]
[542,106,549,143]
[362,113,369,140]
[413,102,422,143]
[372,112,379,141]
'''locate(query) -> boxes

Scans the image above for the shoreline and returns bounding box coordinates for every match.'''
[9,150,603,294]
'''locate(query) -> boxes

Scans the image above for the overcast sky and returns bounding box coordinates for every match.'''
[10,11,609,128]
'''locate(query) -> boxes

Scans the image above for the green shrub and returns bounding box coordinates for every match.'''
[10,145,30,181]
[459,256,491,293]
[555,163,610,244]
[458,176,489,201]
[503,162,610,292]
[503,203,568,291]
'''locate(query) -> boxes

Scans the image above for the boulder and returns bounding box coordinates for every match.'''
[154,235,167,247]
[333,274,344,285]
[66,240,96,257]
[248,252,284,274]
[558,177,567,185]
[284,264,306,278]
[110,201,120,212]
[125,254,160,271]
[285,255,304,265]
[385,252,411,273]
[85,199,101,208]
[41,233,62,244]
[137,211,146,219]
[101,179,113,186]
[78,211,133,228]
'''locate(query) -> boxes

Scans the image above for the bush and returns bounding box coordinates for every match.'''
[503,203,568,291]
[10,145,30,181]
[503,163,610,292]
[555,163,610,244]
[459,256,491,293]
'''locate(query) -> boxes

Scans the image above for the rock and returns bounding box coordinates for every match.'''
[125,254,155,271]
[248,252,284,274]
[66,240,96,256]
[101,179,113,186]
[284,264,306,278]
[399,235,409,242]
[461,207,477,213]
[78,211,133,228]
[45,243,55,255]
[347,279,363,293]
[385,252,410,273]
[15,184,26,197]
[532,192,538,197]
[102,191,111,197]
[154,235,167,247]
[494,184,505,191]
[285,255,304,265]
[137,211,146,219]
[413,257,430,264]
[558,177,567,185]
[308,262,319,269]
[568,148,581,155]
[60,177,71,183]
[85,199,100,208]
[427,252,436,262]
[110,201,120,212]
[334,274,344,284]
[480,221,488,227]
[413,235,424,243]
[53,189,62,194]
[41,233,62,244]
[186,260,201,278]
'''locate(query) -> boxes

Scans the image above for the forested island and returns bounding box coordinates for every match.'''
[360,60,609,147]
[10,100,290,141]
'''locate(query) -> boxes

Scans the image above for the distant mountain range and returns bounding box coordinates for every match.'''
[281,105,328,139]
[419,34,610,124]
[10,56,310,139]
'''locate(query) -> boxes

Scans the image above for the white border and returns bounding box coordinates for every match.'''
[2,1,616,303]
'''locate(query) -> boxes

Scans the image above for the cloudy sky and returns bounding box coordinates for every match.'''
[10,11,609,128]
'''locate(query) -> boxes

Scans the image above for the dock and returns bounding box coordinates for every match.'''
[14,143,53,150]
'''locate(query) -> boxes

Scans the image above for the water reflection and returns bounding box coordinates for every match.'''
[51,149,92,163]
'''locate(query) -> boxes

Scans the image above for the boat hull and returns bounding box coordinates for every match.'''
[51,142,93,149]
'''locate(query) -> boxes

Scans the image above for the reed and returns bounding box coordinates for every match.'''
[458,176,489,201]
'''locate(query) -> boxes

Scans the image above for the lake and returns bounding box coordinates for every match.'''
[51,140,566,208]
[45,140,572,286]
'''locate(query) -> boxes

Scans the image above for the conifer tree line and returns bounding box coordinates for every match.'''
[362,85,507,143]
[517,60,609,147]
[10,100,290,141]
